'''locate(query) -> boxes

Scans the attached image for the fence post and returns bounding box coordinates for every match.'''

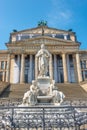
[11,107,14,128]
[73,107,78,130]
[42,108,45,130]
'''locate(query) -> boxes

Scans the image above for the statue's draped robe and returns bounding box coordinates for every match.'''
[37,49,49,76]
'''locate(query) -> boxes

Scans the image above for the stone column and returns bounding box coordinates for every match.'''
[10,54,15,83]
[49,54,53,79]
[29,55,33,82]
[20,54,25,83]
[76,53,82,82]
[3,71,5,82]
[2,61,5,82]
[6,54,10,82]
[0,61,1,69]
[4,61,6,81]
[32,55,35,80]
[67,55,70,82]
[54,54,58,82]
[35,56,38,79]
[72,54,78,82]
[17,55,20,83]
[62,53,68,83]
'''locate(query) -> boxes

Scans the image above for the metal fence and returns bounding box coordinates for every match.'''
[0,106,87,130]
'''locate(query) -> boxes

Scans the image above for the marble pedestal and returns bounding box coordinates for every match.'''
[37,76,53,103]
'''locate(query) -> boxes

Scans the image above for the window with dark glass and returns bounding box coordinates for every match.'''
[1,61,4,69]
[69,55,74,67]
[57,55,62,67]
[67,35,70,40]
[25,58,29,68]
[24,56,29,83]
[81,61,83,69]
[55,34,64,39]
[83,61,86,69]
[81,60,86,69]
[0,72,3,81]
[82,71,84,80]
[5,61,7,69]
[21,34,30,40]
[85,70,87,78]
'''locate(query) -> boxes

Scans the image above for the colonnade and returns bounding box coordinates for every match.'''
[53,53,68,83]
[10,54,34,83]
[0,61,7,82]
[53,53,82,83]
[0,54,10,82]
[9,52,83,83]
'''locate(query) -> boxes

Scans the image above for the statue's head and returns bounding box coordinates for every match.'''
[41,44,45,49]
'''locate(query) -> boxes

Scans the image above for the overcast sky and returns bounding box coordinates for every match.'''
[0,0,87,50]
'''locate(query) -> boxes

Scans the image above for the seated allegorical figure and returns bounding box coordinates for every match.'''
[49,80,65,104]
[52,90,65,104]
[23,80,39,105]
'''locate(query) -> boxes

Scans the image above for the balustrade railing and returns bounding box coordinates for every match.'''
[0,106,87,130]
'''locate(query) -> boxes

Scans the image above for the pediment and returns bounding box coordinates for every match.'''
[12,26,73,35]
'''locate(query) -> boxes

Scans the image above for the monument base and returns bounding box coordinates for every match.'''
[22,44,65,106]
[37,76,52,96]
[37,95,53,103]
[22,76,65,106]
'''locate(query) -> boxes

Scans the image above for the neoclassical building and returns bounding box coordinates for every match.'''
[0,23,87,84]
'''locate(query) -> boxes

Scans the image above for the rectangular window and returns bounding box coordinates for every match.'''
[81,60,86,69]
[1,61,4,69]
[82,71,84,80]
[25,59,29,67]
[58,59,63,67]
[69,55,74,68]
[84,61,86,69]
[5,61,7,69]
[81,61,83,69]
[0,72,3,81]
[85,70,87,78]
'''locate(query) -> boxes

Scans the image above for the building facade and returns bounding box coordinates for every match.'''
[0,24,87,84]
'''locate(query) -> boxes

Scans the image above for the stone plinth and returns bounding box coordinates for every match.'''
[37,95,53,103]
[37,76,52,96]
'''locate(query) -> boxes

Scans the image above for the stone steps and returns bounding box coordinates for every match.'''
[57,83,87,100]
[0,83,30,98]
[0,82,10,95]
[0,83,87,104]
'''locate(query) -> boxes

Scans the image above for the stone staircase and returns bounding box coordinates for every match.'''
[57,83,87,100]
[0,83,30,99]
[0,83,31,106]
[80,81,87,92]
[0,83,87,105]
[0,82,10,95]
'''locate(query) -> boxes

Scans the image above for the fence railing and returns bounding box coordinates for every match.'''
[0,106,87,130]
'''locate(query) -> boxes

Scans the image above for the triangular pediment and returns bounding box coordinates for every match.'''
[12,26,73,35]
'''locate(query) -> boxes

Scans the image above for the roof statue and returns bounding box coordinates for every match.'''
[38,20,47,27]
